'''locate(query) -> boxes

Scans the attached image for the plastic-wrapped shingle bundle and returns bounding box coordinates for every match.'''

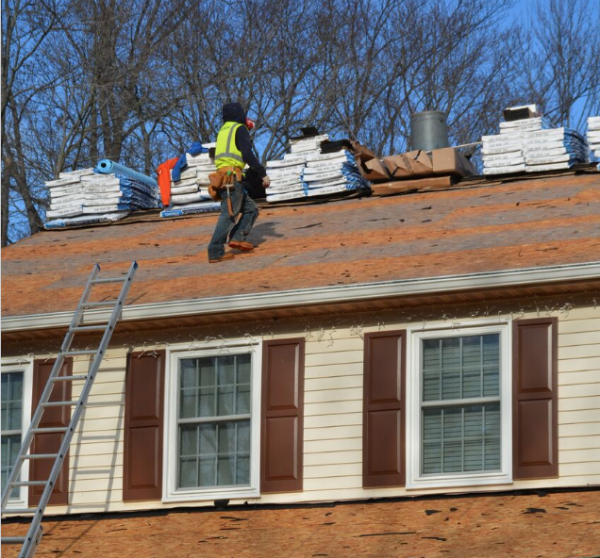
[523,128,588,172]
[587,116,600,169]
[482,117,545,175]
[161,143,220,217]
[266,136,370,203]
[45,164,159,229]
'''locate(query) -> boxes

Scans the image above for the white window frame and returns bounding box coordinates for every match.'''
[406,321,512,490]
[163,339,262,502]
[1,358,34,509]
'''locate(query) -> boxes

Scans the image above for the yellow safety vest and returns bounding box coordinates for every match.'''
[215,121,246,170]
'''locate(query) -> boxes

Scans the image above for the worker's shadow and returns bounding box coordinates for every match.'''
[249,221,284,247]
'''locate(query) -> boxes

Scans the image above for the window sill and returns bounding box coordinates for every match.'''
[4,497,29,510]
[406,472,513,491]
[163,486,260,503]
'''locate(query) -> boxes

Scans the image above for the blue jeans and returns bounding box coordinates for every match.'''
[207,181,259,260]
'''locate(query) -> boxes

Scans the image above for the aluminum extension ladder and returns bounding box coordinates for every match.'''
[1,261,138,558]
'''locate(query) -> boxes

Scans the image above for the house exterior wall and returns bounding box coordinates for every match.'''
[2,301,599,516]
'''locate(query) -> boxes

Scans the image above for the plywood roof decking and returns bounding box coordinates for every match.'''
[2,489,599,558]
[2,171,600,320]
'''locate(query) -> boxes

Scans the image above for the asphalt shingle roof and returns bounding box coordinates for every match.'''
[2,489,599,557]
[2,171,600,319]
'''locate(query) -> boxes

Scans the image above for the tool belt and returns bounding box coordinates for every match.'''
[208,167,243,201]
[208,166,244,217]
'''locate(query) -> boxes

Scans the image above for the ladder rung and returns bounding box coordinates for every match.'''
[2,508,39,515]
[91,277,127,284]
[1,537,27,543]
[41,401,75,407]
[71,325,108,332]
[12,480,47,487]
[32,427,68,434]
[82,300,119,308]
[22,454,59,460]
[53,375,88,382]
[63,349,99,356]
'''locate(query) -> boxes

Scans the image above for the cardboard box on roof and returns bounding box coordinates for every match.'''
[362,157,390,181]
[350,140,377,162]
[432,148,476,177]
[350,140,385,181]
[381,150,433,178]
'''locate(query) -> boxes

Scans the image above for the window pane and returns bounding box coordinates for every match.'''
[198,388,216,417]
[217,456,235,486]
[199,457,216,486]
[423,442,442,474]
[180,425,197,456]
[199,358,216,387]
[199,424,216,455]
[485,438,501,470]
[218,423,236,454]
[443,407,462,439]
[236,384,251,414]
[237,421,250,453]
[423,339,441,402]
[180,360,197,388]
[218,356,235,386]
[179,457,197,488]
[464,439,483,471]
[180,388,196,419]
[482,335,500,396]
[1,375,8,402]
[236,456,250,485]
[217,385,234,416]
[443,440,462,473]
[238,354,251,384]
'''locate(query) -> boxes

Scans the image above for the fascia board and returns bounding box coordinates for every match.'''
[2,262,599,333]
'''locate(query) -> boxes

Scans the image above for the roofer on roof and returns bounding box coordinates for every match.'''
[207,102,271,263]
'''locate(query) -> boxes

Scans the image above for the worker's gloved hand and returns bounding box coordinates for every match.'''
[262,175,271,188]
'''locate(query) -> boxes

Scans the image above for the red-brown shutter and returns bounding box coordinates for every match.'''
[30,358,72,506]
[513,318,558,479]
[123,351,165,501]
[261,339,305,493]
[363,331,406,488]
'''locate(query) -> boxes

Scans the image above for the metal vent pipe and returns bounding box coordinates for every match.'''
[410,110,450,151]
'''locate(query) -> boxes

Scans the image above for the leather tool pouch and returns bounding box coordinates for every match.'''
[208,168,242,201]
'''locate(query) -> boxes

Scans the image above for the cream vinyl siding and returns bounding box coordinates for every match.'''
[16,305,600,515]
[557,312,600,482]
[66,350,126,510]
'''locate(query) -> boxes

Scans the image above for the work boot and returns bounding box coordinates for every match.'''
[229,240,254,252]
[208,252,235,263]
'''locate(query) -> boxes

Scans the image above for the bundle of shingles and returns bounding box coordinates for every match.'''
[482,105,590,175]
[587,116,600,169]
[523,127,588,172]
[45,166,159,229]
[482,116,545,175]
[160,143,221,217]
[266,134,370,203]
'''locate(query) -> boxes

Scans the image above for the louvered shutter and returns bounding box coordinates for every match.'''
[363,331,405,487]
[513,318,558,479]
[123,351,165,501]
[30,358,72,506]
[261,339,305,493]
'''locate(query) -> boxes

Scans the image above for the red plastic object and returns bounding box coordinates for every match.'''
[246,118,255,130]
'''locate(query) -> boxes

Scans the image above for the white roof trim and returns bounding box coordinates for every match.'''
[2,262,599,333]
